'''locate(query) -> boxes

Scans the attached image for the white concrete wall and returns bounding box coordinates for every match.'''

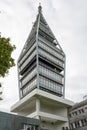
[41,121,69,130]
[41,121,56,130]
[40,100,68,118]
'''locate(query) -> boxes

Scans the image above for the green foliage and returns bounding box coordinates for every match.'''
[0,34,16,77]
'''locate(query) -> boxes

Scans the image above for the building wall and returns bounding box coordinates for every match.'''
[68,100,87,130]
[40,99,68,118]
[55,122,69,130]
[41,121,56,130]
[0,111,40,130]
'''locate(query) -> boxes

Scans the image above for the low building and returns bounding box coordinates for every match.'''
[0,111,40,130]
[68,99,87,130]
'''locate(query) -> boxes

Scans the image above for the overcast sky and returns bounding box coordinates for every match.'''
[0,0,87,112]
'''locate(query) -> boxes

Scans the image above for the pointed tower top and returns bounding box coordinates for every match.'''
[38,3,42,13]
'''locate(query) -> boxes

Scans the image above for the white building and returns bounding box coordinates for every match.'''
[68,99,87,130]
[11,5,74,130]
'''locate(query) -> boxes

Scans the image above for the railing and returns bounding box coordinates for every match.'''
[39,23,54,38]
[21,68,37,86]
[38,37,63,54]
[19,44,36,66]
[19,50,36,71]
[39,65,63,84]
[22,78,37,96]
[38,41,64,60]
[38,48,64,68]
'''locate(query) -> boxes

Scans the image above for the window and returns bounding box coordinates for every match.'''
[81,118,87,126]
[74,121,80,128]
[69,114,72,118]
[81,109,84,113]
[21,67,36,86]
[22,78,37,96]
[78,109,84,114]
[19,44,36,66]
[70,123,73,129]
[38,48,63,67]
[21,123,37,130]
[38,41,64,60]
[39,76,62,94]
[75,111,77,115]
[66,127,69,130]
[39,65,63,83]
[62,127,65,130]
[20,50,36,70]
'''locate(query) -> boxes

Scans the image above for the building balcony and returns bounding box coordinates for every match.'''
[19,50,36,72]
[39,65,63,84]
[38,36,64,55]
[38,40,64,61]
[18,44,36,66]
[21,67,37,87]
[38,48,64,68]
[39,23,55,41]
[39,111,68,123]
[21,77,37,98]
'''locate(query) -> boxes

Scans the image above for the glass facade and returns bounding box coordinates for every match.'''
[19,44,36,66]
[17,5,65,99]
[38,40,64,60]
[21,68,37,87]
[39,76,62,95]
[22,77,37,96]
[39,65,63,83]
[20,50,36,71]
[38,48,63,67]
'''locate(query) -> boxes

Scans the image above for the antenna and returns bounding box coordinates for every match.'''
[38,2,42,13]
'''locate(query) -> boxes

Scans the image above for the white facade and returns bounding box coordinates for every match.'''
[11,89,74,130]
[69,99,87,130]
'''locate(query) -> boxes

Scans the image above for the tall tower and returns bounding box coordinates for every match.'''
[18,5,65,99]
[11,5,74,130]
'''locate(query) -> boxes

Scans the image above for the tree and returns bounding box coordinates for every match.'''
[0,34,16,99]
[0,33,16,77]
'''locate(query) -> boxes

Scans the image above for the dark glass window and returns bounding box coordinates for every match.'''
[81,118,87,126]
[62,127,65,130]
[21,123,37,130]
[70,123,73,129]
[74,121,80,128]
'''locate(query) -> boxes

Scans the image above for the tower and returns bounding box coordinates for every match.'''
[18,5,65,99]
[11,5,74,130]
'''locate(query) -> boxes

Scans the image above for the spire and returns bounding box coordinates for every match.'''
[21,4,64,54]
[38,3,42,13]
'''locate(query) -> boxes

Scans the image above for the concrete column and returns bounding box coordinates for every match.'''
[36,98,40,119]
[79,120,82,127]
